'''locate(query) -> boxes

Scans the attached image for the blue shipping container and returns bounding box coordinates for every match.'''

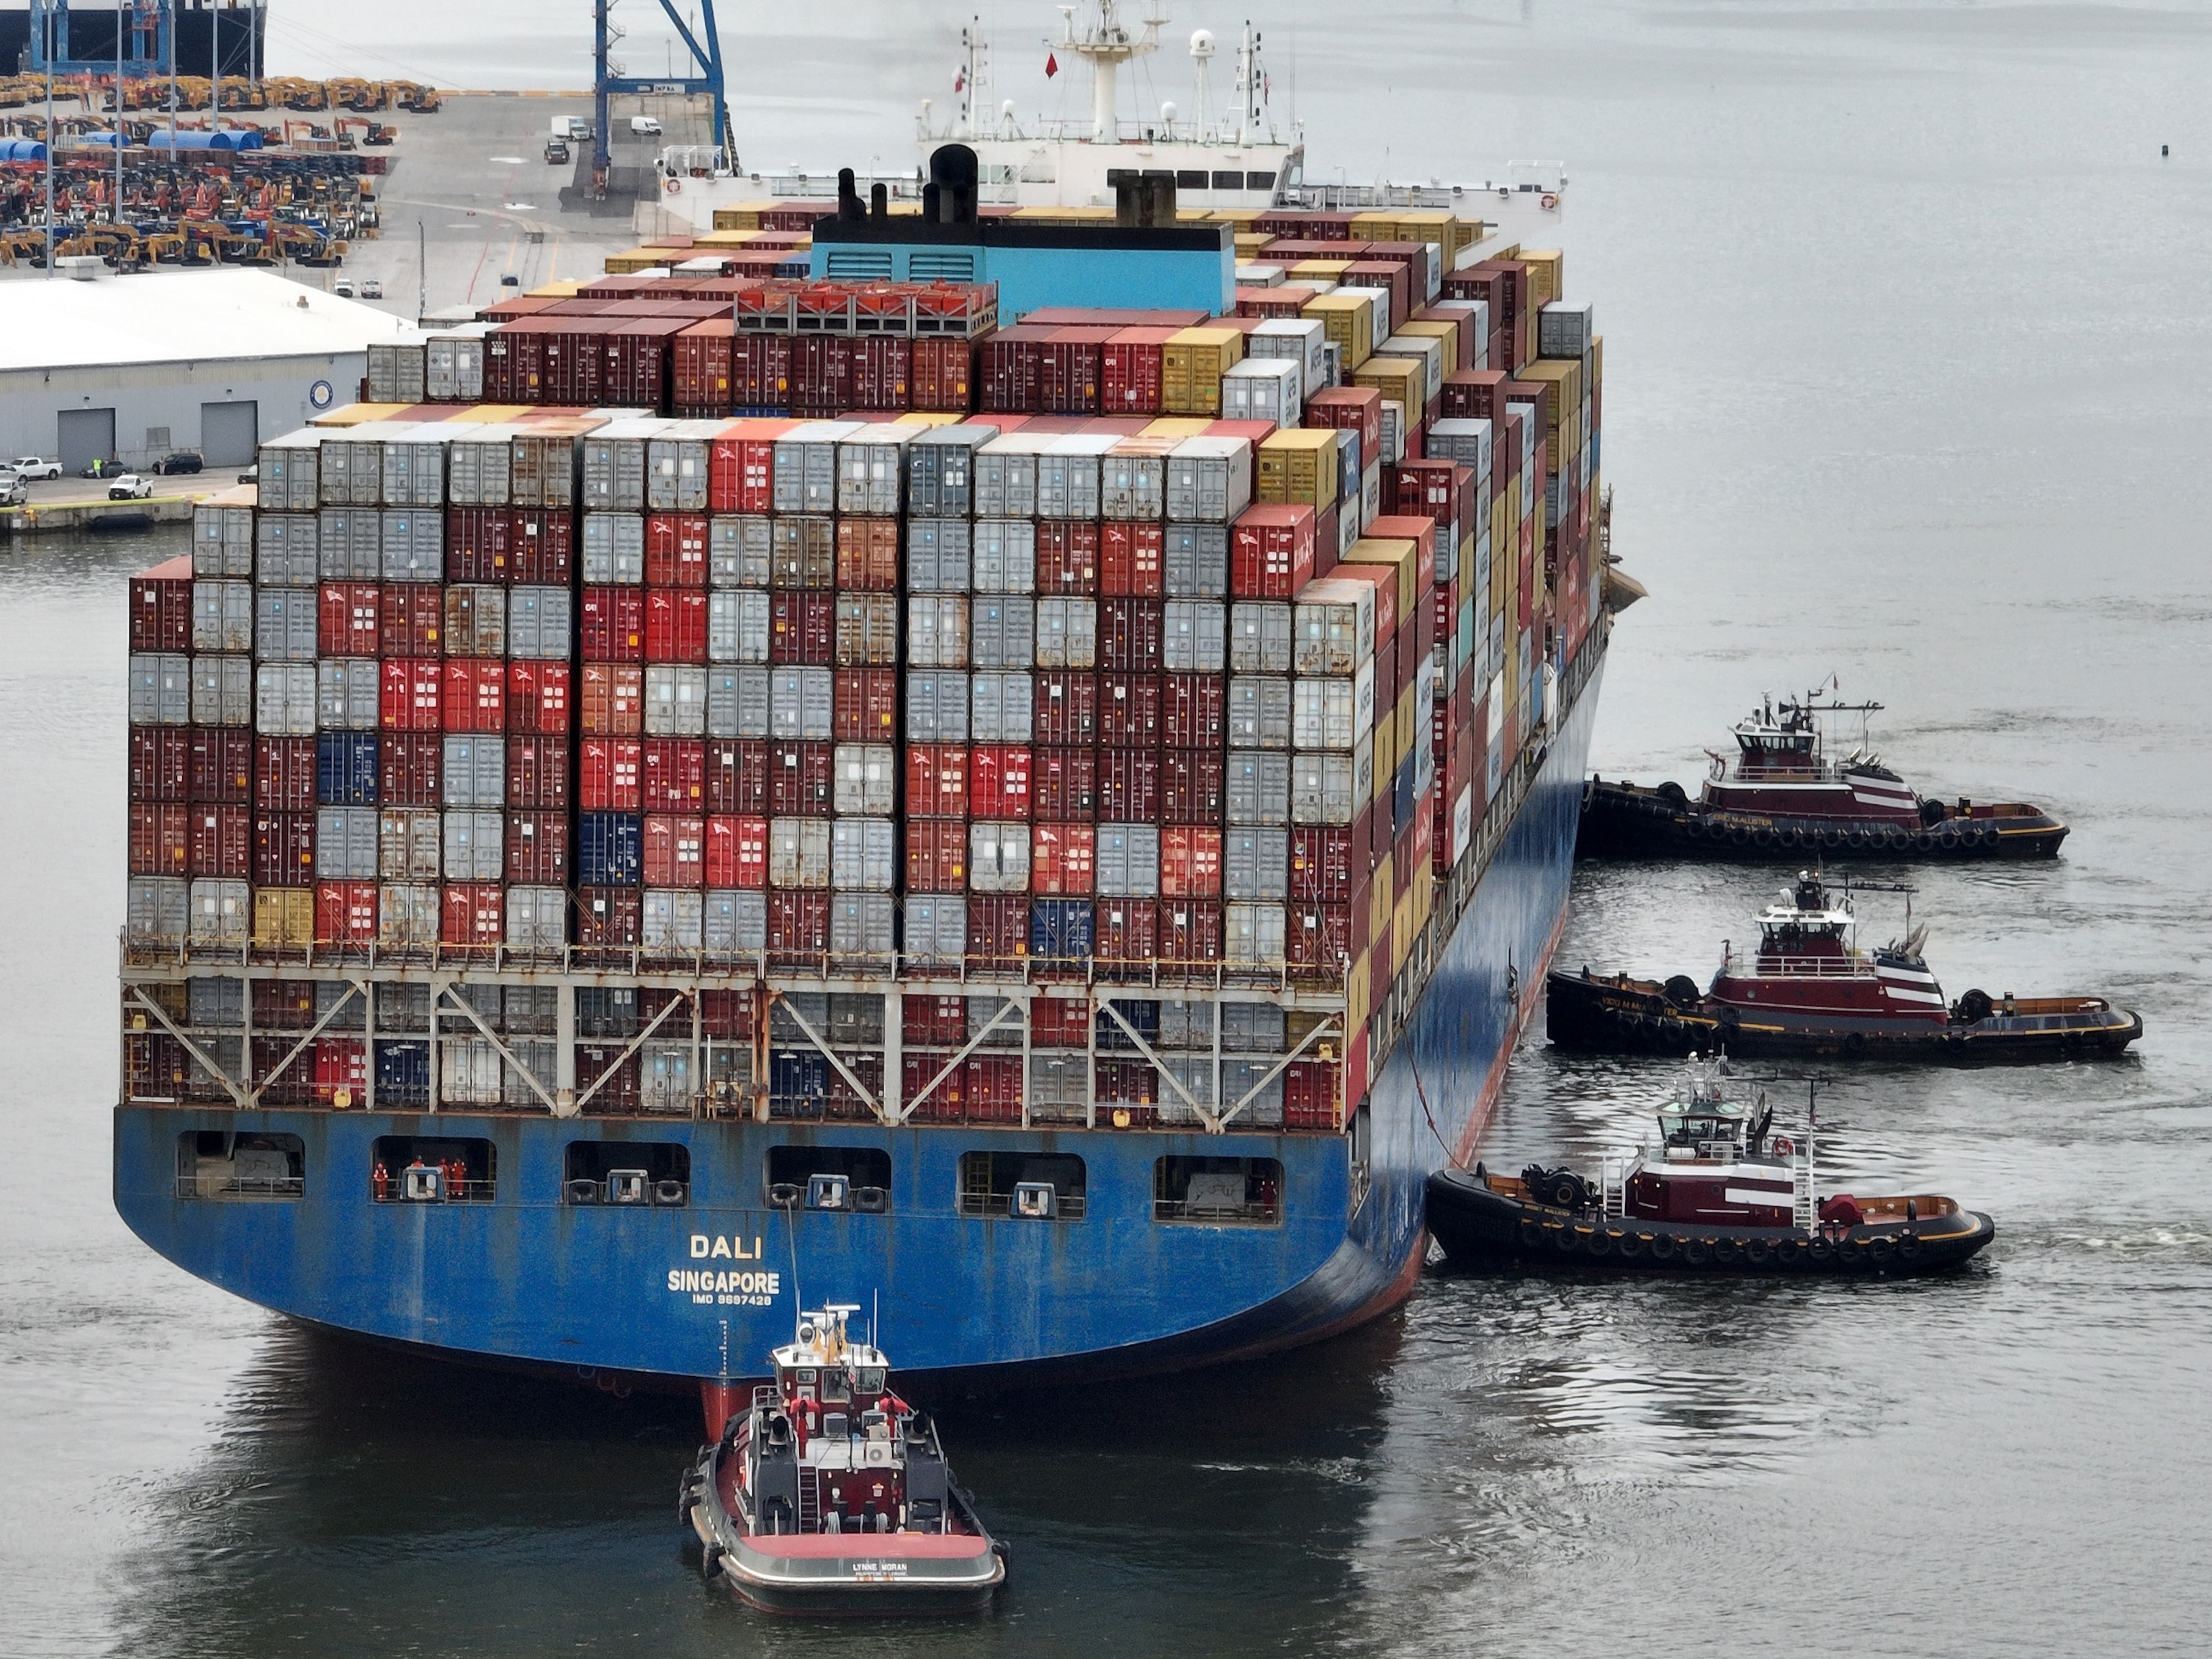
[1028,896,1094,962]
[1096,998,1161,1051]
[1394,754,1416,841]
[579,812,644,887]
[317,732,379,805]
[374,1040,430,1107]
[769,1050,830,1106]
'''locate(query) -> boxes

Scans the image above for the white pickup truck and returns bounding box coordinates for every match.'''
[11,455,62,481]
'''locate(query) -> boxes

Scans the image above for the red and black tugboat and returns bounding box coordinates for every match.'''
[1426,1058,1996,1275]
[1547,871,2141,1061]
[1578,692,2068,859]
[680,1305,1007,1616]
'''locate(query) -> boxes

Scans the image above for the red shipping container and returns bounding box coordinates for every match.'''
[645,588,709,663]
[673,318,733,418]
[1098,673,1162,743]
[1033,671,1099,745]
[1162,673,1226,749]
[1100,598,1164,672]
[129,727,189,802]
[963,1055,1024,1123]
[1160,899,1223,966]
[1161,748,1226,822]
[606,315,689,408]
[1102,326,1174,414]
[769,590,835,665]
[1040,326,1111,414]
[699,987,754,1040]
[768,741,832,815]
[1290,827,1354,903]
[1314,501,1341,580]
[251,734,315,811]
[506,809,570,884]
[833,668,899,742]
[835,518,900,591]
[903,994,966,1048]
[1231,504,1317,599]
[1100,522,1164,596]
[709,422,785,512]
[902,1052,966,1122]
[849,336,912,410]
[904,819,968,891]
[645,513,710,586]
[1092,1060,1157,1120]
[704,814,769,889]
[507,661,571,734]
[581,737,643,811]
[1032,747,1098,819]
[1035,520,1100,594]
[1303,385,1383,465]
[969,745,1033,819]
[1095,898,1158,969]
[768,891,830,963]
[731,335,793,412]
[378,732,442,806]
[315,881,377,945]
[581,662,644,736]
[129,559,194,651]
[313,1038,367,1105]
[905,744,969,819]
[1097,747,1161,820]
[577,886,644,948]
[506,734,569,809]
[1369,513,1440,598]
[443,660,505,733]
[446,507,513,583]
[706,739,770,814]
[318,582,382,656]
[1159,826,1223,897]
[1284,1059,1338,1130]
[186,727,252,803]
[1440,367,1514,423]
[1031,821,1094,894]
[979,325,1051,413]
[379,659,443,732]
[911,338,974,413]
[128,801,189,875]
[1031,995,1089,1048]
[512,510,575,584]
[643,814,706,888]
[966,895,1030,965]
[642,737,706,809]
[377,584,444,657]
[186,802,249,878]
[1287,902,1353,971]
[441,884,505,948]
[581,586,646,662]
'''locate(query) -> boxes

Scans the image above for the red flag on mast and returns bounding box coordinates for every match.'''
[1045,51,1059,77]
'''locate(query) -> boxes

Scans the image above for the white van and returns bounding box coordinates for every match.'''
[629,115,662,137]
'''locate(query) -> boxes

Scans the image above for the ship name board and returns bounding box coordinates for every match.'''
[672,1235,781,1305]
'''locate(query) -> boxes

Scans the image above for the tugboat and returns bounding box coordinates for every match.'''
[1578,692,2069,860]
[1426,1058,1995,1275]
[1547,870,2142,1061]
[680,1305,1007,1616]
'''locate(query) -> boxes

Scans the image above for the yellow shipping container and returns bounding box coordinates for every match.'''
[1161,326,1245,415]
[526,277,588,298]
[1391,889,1413,973]
[1349,210,1402,242]
[1398,209,1475,260]
[1372,706,1401,787]
[1287,1008,1341,1059]
[1340,536,1421,616]
[1346,946,1372,1035]
[1397,317,1460,373]
[1288,257,1353,280]
[310,403,407,427]
[1411,855,1435,932]
[1369,854,1395,943]
[1211,206,1267,228]
[1516,358,1584,468]
[253,889,313,950]
[1234,232,1273,259]
[1395,680,1421,765]
[693,228,761,248]
[710,201,781,230]
[602,249,673,274]
[1256,428,1340,511]
[1302,291,1373,371]
[1141,417,1215,440]
[894,411,967,428]
[1519,248,1563,308]
[1352,354,1424,424]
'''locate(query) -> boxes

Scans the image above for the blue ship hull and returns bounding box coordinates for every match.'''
[113,659,1602,1385]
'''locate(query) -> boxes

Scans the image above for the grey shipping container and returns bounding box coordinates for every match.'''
[1224,902,1287,966]
[255,662,317,735]
[709,516,773,587]
[1035,598,1097,670]
[1225,827,1290,902]
[252,588,318,662]
[380,510,444,583]
[1028,1051,1087,1112]
[1231,601,1292,674]
[703,889,768,953]
[1159,998,1214,1049]
[830,891,896,958]
[1539,300,1595,359]
[379,809,443,881]
[706,667,772,740]
[583,512,647,583]
[508,587,575,660]
[769,667,835,741]
[1165,437,1254,523]
[1289,752,1359,826]
[1223,1001,1288,1053]
[831,818,896,892]
[446,434,511,506]
[315,659,379,732]
[835,427,912,516]
[770,423,855,513]
[315,807,379,879]
[1102,446,1167,519]
[192,580,253,652]
[968,822,1031,893]
[771,516,835,587]
[1095,822,1161,897]
[129,654,192,726]
[127,876,189,942]
[378,882,441,947]
[366,342,428,405]
[255,433,322,513]
[1164,523,1229,598]
[1227,675,1292,750]
[380,437,447,508]
[1159,1057,1218,1118]
[1292,677,1364,752]
[1161,599,1226,673]
[768,817,832,889]
[316,435,382,506]
[188,878,251,944]
[969,596,1035,670]
[904,671,968,742]
[832,745,896,816]
[444,586,508,657]
[316,508,382,580]
[646,436,711,511]
[582,423,660,511]
[442,1038,505,1107]
[904,894,966,966]
[253,513,319,587]
[968,671,1032,742]
[645,665,709,737]
[835,593,899,667]
[442,736,506,807]
[974,440,1039,517]
[192,505,253,577]
[905,423,997,517]
[709,589,772,664]
[510,432,577,510]
[506,885,569,948]
[1223,1057,1286,1123]
[905,518,971,591]
[906,595,969,669]
[1035,446,1104,519]
[1227,750,1292,827]
[971,519,1037,593]
[966,995,1022,1048]
[426,336,488,404]
[191,655,251,726]
[186,974,244,1028]
[642,889,706,950]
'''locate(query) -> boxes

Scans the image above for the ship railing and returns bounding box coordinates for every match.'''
[1149,1195,1281,1226]
[1592,1152,1632,1218]
[953,1190,1090,1221]
[171,1173,304,1200]
[1727,950,1876,980]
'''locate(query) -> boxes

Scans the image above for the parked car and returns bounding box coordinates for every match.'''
[79,457,122,479]
[629,114,662,136]
[333,278,356,297]
[0,470,27,507]
[361,279,383,299]
[235,464,258,485]
[499,273,521,287]
[545,138,571,164]
[11,455,62,481]
[156,451,203,475]
[107,475,153,500]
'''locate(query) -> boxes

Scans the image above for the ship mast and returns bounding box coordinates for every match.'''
[1052,1,1166,143]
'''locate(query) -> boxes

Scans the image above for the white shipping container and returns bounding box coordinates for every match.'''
[441,1038,506,1106]
[904,670,969,742]
[508,587,574,660]
[1222,357,1302,426]
[255,662,317,735]
[968,822,1032,892]
[768,817,832,889]
[969,671,1033,742]
[426,333,490,404]
[1292,580,1377,674]
[1375,334,1444,411]
[642,889,706,950]
[1426,417,1493,487]
[192,580,253,653]
[379,433,449,508]
[252,588,317,662]
[709,589,772,664]
[904,518,971,592]
[708,667,773,741]
[1038,434,1113,519]
[314,658,378,732]
[906,595,969,669]
[830,891,896,958]
[645,665,709,737]
[441,736,506,806]
[315,507,381,580]
[129,653,193,725]
[971,519,1037,593]
[770,421,862,513]
[1290,751,1359,826]
[1102,440,1170,520]
[1224,902,1287,966]
[583,512,647,583]
[188,878,251,945]
[379,509,444,583]
[253,513,318,586]
[1229,601,1292,673]
[1226,750,1292,827]
[709,515,773,587]
[506,885,568,948]
[1164,523,1228,599]
[1226,675,1292,750]
[974,435,1044,517]
[646,435,712,511]
[1380,400,1406,467]
[583,417,670,511]
[703,889,768,953]
[768,667,835,740]
[192,504,253,577]
[315,808,378,879]
[639,1041,696,1112]
[1161,599,1226,673]
[904,894,966,966]
[1224,827,1289,902]
[1249,317,1329,393]
[1094,822,1161,898]
[255,431,323,513]
[970,596,1036,669]
[1035,598,1097,670]
[191,655,251,727]
[831,818,896,892]
[1165,436,1255,523]
[835,425,914,516]
[1292,666,1375,752]
[832,745,896,816]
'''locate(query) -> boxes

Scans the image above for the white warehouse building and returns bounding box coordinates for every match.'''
[0,268,421,473]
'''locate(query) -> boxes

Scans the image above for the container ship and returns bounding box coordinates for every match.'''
[112,16,1611,1398]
